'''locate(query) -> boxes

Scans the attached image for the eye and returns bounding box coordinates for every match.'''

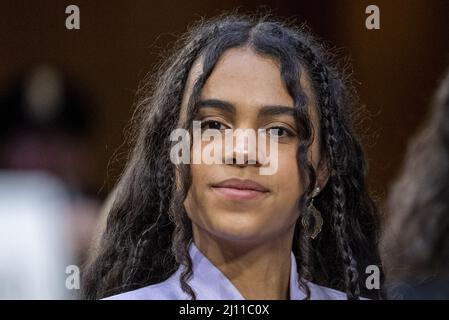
[268,126,294,137]
[201,120,227,130]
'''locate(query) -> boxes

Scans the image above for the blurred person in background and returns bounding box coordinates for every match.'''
[0,65,101,298]
[0,172,73,299]
[380,66,449,299]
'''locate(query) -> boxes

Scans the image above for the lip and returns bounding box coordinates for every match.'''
[210,178,270,201]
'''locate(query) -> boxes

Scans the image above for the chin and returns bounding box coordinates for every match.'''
[206,214,274,243]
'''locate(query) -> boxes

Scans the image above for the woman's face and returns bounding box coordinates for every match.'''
[182,46,324,246]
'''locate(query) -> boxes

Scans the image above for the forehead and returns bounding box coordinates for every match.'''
[180,46,316,117]
[201,46,293,107]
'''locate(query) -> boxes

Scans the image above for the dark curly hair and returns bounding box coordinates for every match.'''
[82,13,381,300]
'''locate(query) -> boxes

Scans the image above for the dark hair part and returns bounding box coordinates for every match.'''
[381,67,449,285]
[82,13,381,300]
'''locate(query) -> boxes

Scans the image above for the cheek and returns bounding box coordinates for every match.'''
[276,145,302,196]
[239,143,301,232]
[271,146,303,223]
[183,163,213,221]
[183,164,201,217]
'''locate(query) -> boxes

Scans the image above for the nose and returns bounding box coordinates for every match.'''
[224,129,262,167]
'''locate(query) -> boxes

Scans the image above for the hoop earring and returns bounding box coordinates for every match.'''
[301,187,323,239]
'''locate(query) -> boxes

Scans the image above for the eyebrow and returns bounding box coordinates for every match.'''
[257,105,295,118]
[197,99,294,118]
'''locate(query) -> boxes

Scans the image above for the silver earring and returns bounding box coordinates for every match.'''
[301,187,323,239]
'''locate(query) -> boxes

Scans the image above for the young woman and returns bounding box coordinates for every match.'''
[82,14,381,300]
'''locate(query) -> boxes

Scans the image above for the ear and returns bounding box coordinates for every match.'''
[316,155,330,191]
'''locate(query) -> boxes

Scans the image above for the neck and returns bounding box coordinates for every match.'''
[192,225,295,300]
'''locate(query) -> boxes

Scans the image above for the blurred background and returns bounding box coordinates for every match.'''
[0,0,448,298]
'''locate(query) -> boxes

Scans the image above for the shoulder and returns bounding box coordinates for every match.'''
[102,272,186,300]
[307,282,348,300]
[307,282,369,300]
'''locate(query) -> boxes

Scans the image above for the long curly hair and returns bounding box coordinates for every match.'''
[82,13,381,300]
